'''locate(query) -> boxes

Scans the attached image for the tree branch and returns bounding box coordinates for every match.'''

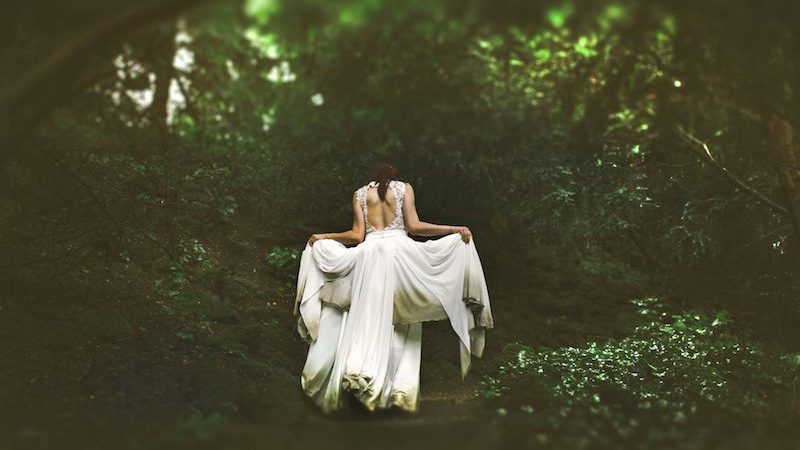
[0,0,205,111]
[0,0,209,158]
[675,125,790,217]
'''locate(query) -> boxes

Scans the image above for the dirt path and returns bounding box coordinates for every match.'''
[213,225,644,450]
[0,213,645,450]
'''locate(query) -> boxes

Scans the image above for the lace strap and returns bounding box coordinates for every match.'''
[355,185,367,211]
[390,181,405,227]
[391,181,406,211]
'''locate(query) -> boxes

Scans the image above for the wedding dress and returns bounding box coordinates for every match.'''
[293,179,493,412]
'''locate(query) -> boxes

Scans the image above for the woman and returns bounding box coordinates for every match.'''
[293,162,493,413]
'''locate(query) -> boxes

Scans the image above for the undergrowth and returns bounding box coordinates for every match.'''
[479,297,800,449]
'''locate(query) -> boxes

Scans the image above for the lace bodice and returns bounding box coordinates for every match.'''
[355,179,407,234]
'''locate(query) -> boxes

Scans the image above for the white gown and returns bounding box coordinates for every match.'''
[293,180,494,412]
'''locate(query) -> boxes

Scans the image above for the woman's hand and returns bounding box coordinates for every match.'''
[456,226,472,243]
[308,233,327,246]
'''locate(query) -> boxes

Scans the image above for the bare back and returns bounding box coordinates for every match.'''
[355,180,407,234]
[365,185,398,229]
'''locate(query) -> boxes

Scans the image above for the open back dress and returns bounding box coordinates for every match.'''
[293,179,494,412]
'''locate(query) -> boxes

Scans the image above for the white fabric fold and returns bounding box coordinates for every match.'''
[293,228,493,412]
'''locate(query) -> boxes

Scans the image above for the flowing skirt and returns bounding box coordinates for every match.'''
[294,228,493,412]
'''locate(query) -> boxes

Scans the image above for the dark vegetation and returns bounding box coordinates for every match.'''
[1,0,799,449]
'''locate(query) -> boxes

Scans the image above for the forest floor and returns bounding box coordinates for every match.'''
[1,210,796,450]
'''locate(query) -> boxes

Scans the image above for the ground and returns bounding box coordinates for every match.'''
[0,208,764,450]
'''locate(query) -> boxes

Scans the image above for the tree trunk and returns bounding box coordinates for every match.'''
[0,0,206,161]
[149,23,178,254]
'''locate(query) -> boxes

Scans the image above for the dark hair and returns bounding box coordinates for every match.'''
[367,162,400,201]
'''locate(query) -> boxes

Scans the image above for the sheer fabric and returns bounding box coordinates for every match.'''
[294,179,493,412]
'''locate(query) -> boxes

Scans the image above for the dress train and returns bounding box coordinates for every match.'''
[294,228,493,412]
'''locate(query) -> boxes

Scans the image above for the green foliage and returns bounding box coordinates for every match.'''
[153,237,217,303]
[9,0,792,284]
[2,1,800,448]
[263,246,300,269]
[546,3,574,28]
[577,255,649,288]
[177,237,216,278]
[479,297,800,448]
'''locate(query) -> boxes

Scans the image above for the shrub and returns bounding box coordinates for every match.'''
[479,297,800,449]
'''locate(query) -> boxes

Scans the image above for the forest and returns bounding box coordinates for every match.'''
[1,0,799,449]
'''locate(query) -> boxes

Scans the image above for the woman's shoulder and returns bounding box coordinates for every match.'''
[388,179,406,193]
[354,184,367,200]
[391,179,411,187]
[354,179,410,192]
[394,180,412,192]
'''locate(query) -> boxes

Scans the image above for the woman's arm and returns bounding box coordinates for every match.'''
[308,192,365,246]
[403,183,472,242]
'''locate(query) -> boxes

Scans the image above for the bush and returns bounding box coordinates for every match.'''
[479,297,800,449]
